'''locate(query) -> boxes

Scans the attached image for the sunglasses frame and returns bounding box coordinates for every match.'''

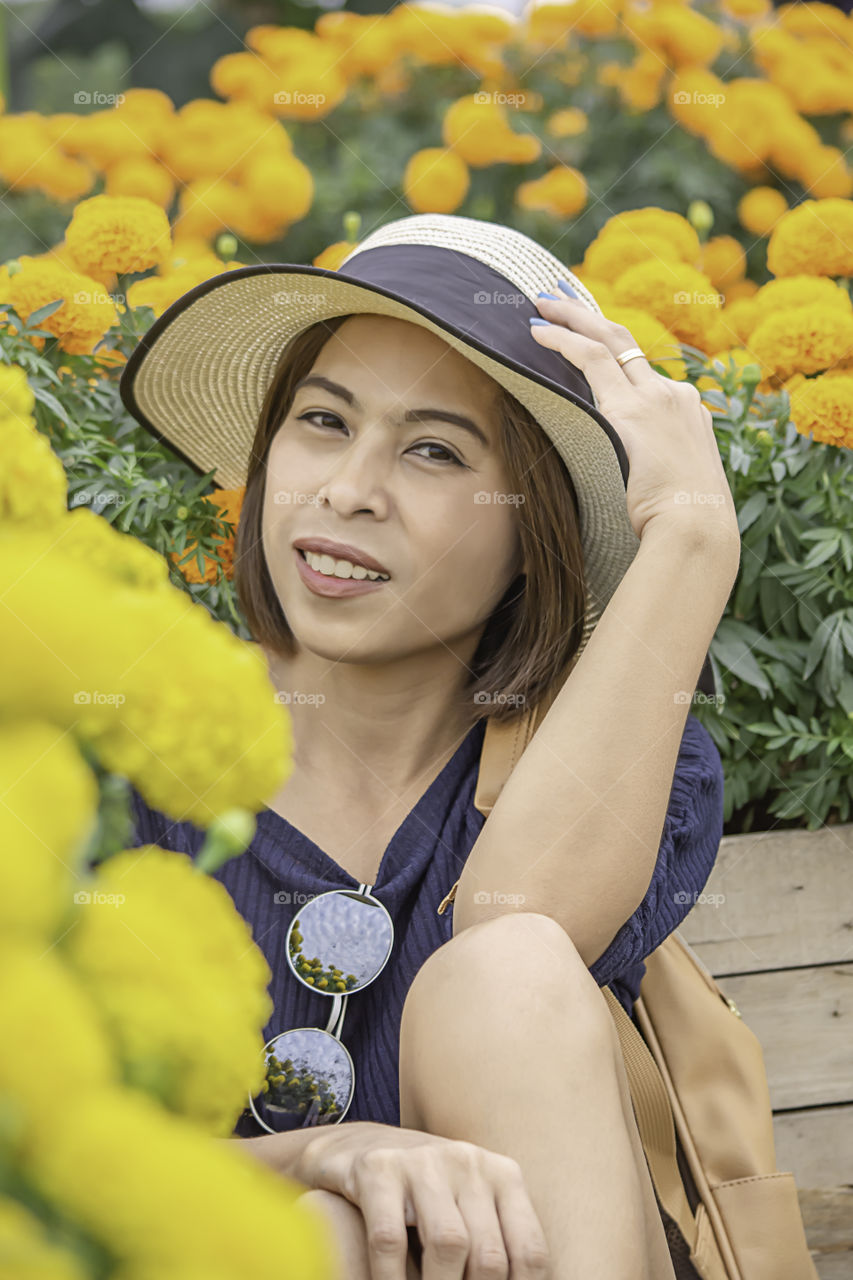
[247,883,394,1132]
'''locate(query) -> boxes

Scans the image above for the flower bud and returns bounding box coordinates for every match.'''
[687,201,714,237]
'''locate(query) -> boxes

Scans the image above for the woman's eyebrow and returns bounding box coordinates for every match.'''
[292,374,490,448]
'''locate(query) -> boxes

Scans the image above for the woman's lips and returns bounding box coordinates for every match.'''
[294,547,390,598]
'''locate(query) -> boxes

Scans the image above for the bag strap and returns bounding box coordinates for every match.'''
[601,987,697,1247]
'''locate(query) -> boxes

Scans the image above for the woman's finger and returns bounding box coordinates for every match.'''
[490,1161,552,1280]
[532,293,658,390]
[405,1167,471,1280]
[352,1153,418,1280]
[529,317,645,406]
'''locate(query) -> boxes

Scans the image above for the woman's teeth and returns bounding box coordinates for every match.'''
[300,549,390,581]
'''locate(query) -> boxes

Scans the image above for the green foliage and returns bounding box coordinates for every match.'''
[681,347,853,833]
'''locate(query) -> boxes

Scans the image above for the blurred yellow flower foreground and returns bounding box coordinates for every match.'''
[0,363,334,1280]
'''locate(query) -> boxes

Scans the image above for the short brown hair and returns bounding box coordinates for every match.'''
[234,316,586,723]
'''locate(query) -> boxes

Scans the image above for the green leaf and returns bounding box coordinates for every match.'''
[736,491,767,535]
[26,299,65,326]
[711,618,772,696]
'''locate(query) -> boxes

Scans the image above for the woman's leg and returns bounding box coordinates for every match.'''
[296,1188,423,1280]
[398,911,677,1280]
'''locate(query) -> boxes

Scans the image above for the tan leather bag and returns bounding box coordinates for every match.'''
[437,702,818,1280]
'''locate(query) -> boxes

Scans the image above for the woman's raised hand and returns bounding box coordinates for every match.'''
[298,1121,551,1280]
[530,289,741,557]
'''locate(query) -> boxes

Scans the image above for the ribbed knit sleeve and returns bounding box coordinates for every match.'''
[588,713,725,1014]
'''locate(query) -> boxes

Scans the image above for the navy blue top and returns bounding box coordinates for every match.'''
[127,711,724,1133]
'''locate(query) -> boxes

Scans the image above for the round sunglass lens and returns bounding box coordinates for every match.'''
[286,889,393,994]
[249,1028,355,1132]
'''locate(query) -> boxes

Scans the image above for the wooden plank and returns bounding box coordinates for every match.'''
[679,822,853,974]
[798,1188,853,1280]
[774,1105,853,1188]
[697,964,853,1109]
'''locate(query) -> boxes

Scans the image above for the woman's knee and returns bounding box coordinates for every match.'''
[402,911,617,1050]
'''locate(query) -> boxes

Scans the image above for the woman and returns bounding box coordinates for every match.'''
[123,213,741,1280]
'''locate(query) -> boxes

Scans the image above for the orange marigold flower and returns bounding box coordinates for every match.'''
[515,165,587,217]
[784,370,853,449]
[767,198,853,278]
[737,187,788,237]
[403,148,470,214]
[750,304,853,381]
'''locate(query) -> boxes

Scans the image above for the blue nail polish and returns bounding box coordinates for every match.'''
[529,317,550,326]
[537,291,560,300]
[557,279,578,298]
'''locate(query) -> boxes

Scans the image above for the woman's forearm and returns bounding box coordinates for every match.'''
[452,517,740,964]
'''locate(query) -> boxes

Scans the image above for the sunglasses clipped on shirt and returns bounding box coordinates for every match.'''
[247,884,394,1132]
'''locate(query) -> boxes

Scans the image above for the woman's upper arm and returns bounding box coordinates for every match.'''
[588,713,725,987]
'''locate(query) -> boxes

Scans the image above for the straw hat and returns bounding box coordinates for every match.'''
[119,212,715,694]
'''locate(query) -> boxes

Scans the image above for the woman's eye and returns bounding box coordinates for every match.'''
[296,412,463,466]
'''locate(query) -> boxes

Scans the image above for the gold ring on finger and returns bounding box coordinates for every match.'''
[615,347,647,367]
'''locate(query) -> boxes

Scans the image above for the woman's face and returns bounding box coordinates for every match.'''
[261,313,525,668]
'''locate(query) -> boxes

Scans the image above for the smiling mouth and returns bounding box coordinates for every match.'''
[296,547,391,584]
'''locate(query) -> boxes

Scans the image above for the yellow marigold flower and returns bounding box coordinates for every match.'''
[545,107,588,138]
[0,360,36,420]
[570,275,617,310]
[753,275,853,323]
[32,152,96,203]
[627,6,725,68]
[724,279,759,302]
[316,11,404,80]
[583,231,682,279]
[66,846,272,1133]
[737,186,788,237]
[533,0,619,39]
[796,145,853,200]
[0,256,117,355]
[716,296,763,347]
[784,370,853,449]
[515,165,587,217]
[0,524,291,826]
[313,239,358,270]
[240,153,314,228]
[767,198,853,278]
[0,943,117,1148]
[601,304,687,379]
[0,1197,89,1280]
[120,87,175,119]
[442,95,541,166]
[170,488,245,585]
[0,410,67,527]
[24,1088,335,1280]
[104,157,176,209]
[598,207,701,265]
[617,52,667,112]
[175,178,245,242]
[613,260,722,350]
[62,109,158,171]
[0,720,97,941]
[667,68,727,135]
[60,506,172,590]
[161,100,286,185]
[404,147,470,214]
[64,195,172,277]
[750,304,853,381]
[210,51,283,114]
[700,235,746,291]
[721,0,771,21]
